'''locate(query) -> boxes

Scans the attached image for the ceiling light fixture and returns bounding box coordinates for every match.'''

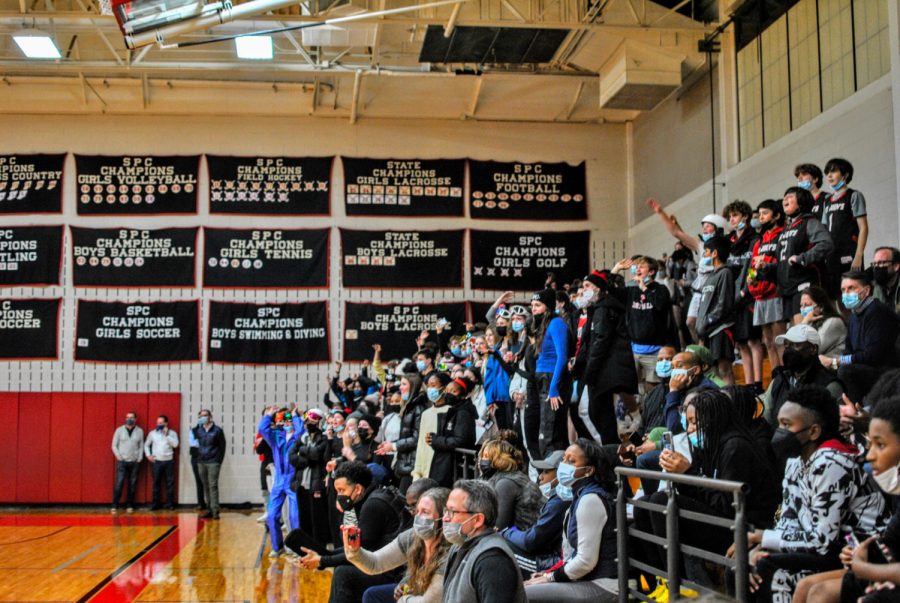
[235,35,273,59]
[13,29,62,59]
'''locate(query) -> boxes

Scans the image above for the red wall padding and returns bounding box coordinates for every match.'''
[0,393,19,503]
[81,393,117,504]
[50,393,84,503]
[2,391,180,505]
[17,392,53,503]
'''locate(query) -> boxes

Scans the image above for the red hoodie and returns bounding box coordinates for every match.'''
[749,226,782,301]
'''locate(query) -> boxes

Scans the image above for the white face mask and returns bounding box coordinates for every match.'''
[874,465,900,494]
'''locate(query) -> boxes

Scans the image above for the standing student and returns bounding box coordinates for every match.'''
[724,200,765,393]
[194,409,226,520]
[111,411,144,514]
[144,414,179,511]
[427,377,477,488]
[748,199,787,369]
[531,288,574,457]
[697,235,737,385]
[795,163,829,221]
[646,198,729,343]
[610,256,678,395]
[188,425,207,512]
[260,407,301,557]
[755,187,833,325]
[822,158,869,301]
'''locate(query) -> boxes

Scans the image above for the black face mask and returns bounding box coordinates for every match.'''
[444,393,460,406]
[386,404,402,415]
[479,459,497,479]
[357,427,370,440]
[874,266,896,286]
[782,347,812,372]
[496,326,508,337]
[306,423,318,433]
[336,492,358,513]
[771,426,808,460]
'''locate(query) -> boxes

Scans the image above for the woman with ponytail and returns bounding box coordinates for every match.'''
[531,288,574,458]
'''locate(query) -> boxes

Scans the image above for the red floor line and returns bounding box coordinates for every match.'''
[85,515,206,603]
[0,515,182,527]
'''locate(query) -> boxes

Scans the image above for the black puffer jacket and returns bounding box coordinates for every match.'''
[394,393,429,477]
[289,431,329,494]
[572,293,638,396]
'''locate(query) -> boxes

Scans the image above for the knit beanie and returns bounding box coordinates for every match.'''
[532,288,556,308]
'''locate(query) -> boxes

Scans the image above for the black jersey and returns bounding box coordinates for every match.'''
[809,191,829,222]
[822,188,866,261]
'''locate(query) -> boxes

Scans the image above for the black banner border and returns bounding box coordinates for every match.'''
[467,228,591,291]
[205,154,335,217]
[74,154,201,216]
[73,298,202,365]
[0,297,62,361]
[69,225,199,289]
[341,300,471,363]
[201,226,331,290]
[205,299,332,366]
[338,227,465,290]
[340,156,467,218]
[0,153,67,216]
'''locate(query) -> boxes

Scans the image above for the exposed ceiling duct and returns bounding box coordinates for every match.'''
[598,39,685,111]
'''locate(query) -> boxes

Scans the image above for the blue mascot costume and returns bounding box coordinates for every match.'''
[258,407,301,555]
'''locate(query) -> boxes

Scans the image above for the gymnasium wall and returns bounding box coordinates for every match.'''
[0,114,627,504]
[629,74,898,261]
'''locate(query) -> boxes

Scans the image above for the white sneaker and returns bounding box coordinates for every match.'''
[268,548,283,558]
[257,513,268,523]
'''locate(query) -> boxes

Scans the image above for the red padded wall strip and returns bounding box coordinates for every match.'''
[0,393,18,503]
[49,392,84,503]
[81,392,117,504]
[16,392,53,503]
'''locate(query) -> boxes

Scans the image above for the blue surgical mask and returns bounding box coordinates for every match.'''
[750,218,762,229]
[700,256,713,266]
[643,276,651,284]
[670,367,693,379]
[680,414,688,431]
[797,180,812,190]
[555,483,574,501]
[157,425,165,431]
[539,480,556,498]
[335,425,345,434]
[737,222,746,231]
[700,233,714,242]
[556,462,584,488]
[416,360,427,372]
[198,416,209,425]
[512,321,525,333]
[689,431,704,449]
[655,360,672,378]
[800,305,814,317]
[427,387,442,402]
[353,389,363,397]
[402,392,409,401]
[285,424,294,432]
[555,307,560,314]
[832,180,845,192]
[451,346,461,356]
[465,360,472,368]
[126,418,135,426]
[631,265,637,274]
[842,292,861,309]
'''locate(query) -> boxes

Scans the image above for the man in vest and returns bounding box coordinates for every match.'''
[872,246,900,316]
[441,479,527,603]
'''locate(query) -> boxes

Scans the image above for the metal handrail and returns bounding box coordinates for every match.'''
[453,448,478,481]
[615,466,751,603]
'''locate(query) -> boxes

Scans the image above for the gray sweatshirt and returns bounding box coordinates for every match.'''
[144,428,180,462]
[112,425,145,462]
[697,265,735,339]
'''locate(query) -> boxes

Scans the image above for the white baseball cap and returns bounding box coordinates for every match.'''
[775,324,820,346]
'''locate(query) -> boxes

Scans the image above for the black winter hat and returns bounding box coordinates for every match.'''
[532,288,556,308]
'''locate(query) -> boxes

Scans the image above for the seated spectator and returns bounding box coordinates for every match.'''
[629,346,677,445]
[478,432,543,531]
[828,272,900,396]
[872,246,900,316]
[297,461,403,603]
[799,286,847,358]
[441,480,528,603]
[721,384,774,456]
[664,350,720,434]
[426,377,477,488]
[634,390,781,590]
[748,386,889,603]
[685,344,727,387]
[345,486,452,603]
[523,439,619,603]
[794,394,900,603]
[763,325,843,425]
[502,450,570,577]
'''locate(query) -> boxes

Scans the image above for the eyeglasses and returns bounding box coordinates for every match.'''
[443,508,474,519]
[872,261,895,268]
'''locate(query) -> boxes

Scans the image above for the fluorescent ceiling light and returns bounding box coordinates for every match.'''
[13,30,61,59]
[235,35,273,59]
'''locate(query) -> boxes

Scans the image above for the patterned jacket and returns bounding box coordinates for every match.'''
[761,440,889,555]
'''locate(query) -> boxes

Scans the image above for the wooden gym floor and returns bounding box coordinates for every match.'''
[0,510,332,603]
